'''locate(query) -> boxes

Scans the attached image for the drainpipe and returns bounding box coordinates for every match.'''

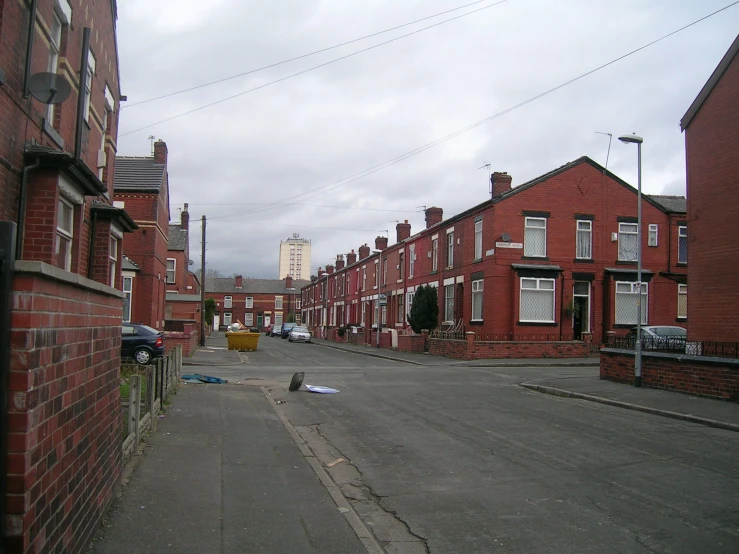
[87,209,97,278]
[22,0,38,98]
[16,158,41,260]
[559,272,565,341]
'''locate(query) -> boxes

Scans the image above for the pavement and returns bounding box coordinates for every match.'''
[89,332,739,553]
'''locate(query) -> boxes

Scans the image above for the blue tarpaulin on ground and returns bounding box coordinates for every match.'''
[182,374,228,384]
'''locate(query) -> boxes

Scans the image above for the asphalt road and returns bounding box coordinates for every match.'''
[216,336,739,554]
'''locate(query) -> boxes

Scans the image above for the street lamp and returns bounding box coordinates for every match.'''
[618,133,644,387]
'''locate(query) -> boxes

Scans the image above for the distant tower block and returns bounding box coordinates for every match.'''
[278,234,311,281]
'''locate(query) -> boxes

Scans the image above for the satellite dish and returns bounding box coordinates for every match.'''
[501,233,512,242]
[28,72,72,104]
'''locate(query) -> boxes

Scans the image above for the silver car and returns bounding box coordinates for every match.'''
[288,326,311,343]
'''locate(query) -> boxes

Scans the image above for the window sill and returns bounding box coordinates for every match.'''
[517,321,557,327]
[469,320,484,326]
[472,258,482,264]
[429,271,437,275]
[573,258,594,264]
[43,119,65,149]
[676,317,687,322]
[677,262,687,267]
[613,323,644,329]
[615,260,638,265]
[522,256,549,261]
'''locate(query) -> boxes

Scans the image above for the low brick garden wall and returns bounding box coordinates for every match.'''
[397,334,425,354]
[430,332,590,360]
[164,319,199,357]
[601,349,739,400]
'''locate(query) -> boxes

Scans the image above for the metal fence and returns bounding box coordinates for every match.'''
[605,335,739,359]
[474,333,579,342]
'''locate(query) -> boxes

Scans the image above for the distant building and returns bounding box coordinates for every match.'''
[278,234,311,280]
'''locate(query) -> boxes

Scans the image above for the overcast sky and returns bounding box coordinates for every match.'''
[115,0,739,279]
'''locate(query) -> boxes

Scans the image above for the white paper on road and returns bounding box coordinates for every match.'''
[304,385,340,394]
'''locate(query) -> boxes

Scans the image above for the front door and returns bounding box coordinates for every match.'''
[264,315,271,327]
[572,282,590,340]
[213,311,220,329]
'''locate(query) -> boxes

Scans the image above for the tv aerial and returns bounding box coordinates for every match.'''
[28,72,72,104]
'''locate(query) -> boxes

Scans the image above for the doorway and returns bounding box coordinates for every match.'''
[572,282,590,340]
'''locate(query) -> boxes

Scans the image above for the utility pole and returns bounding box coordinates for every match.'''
[199,215,206,347]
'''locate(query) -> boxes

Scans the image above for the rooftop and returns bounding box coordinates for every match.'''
[113,157,166,192]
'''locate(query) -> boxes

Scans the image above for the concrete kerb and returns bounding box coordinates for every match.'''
[521,383,739,433]
[312,341,423,366]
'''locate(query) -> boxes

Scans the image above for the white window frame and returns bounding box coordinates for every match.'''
[374,261,379,289]
[576,220,592,259]
[446,232,454,268]
[614,281,648,325]
[275,296,283,310]
[274,312,283,326]
[84,51,96,122]
[224,295,233,309]
[519,277,556,323]
[245,313,254,326]
[432,238,438,272]
[245,297,253,308]
[122,276,133,322]
[573,281,591,333]
[166,258,176,284]
[296,300,301,310]
[524,217,547,258]
[406,291,415,320]
[444,284,455,323]
[409,244,415,278]
[109,236,118,288]
[618,222,638,262]
[46,11,63,125]
[382,259,387,286]
[474,220,483,260]
[397,294,404,324]
[678,225,688,263]
[362,268,367,291]
[56,197,74,271]
[648,224,658,247]
[223,312,233,326]
[471,279,483,321]
[677,284,687,319]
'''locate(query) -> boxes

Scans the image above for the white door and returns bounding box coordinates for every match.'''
[264,315,271,327]
[213,313,220,329]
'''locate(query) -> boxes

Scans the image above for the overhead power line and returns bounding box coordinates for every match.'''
[119,0,509,137]
[193,202,418,221]
[226,1,739,218]
[124,0,506,109]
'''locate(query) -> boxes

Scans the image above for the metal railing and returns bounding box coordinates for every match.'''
[475,333,579,342]
[605,335,739,359]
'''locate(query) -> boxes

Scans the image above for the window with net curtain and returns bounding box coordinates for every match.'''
[471,279,483,320]
[519,278,555,322]
[576,220,592,259]
[524,217,546,257]
[444,284,455,322]
[618,223,638,261]
[615,281,648,324]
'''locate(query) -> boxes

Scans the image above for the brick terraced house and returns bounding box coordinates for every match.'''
[0,1,137,552]
[302,157,688,356]
[206,275,309,331]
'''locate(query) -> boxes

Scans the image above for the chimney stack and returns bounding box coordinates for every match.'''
[318,267,325,278]
[336,254,345,271]
[326,264,335,275]
[358,244,371,260]
[235,275,243,289]
[425,207,443,229]
[285,275,293,289]
[154,140,168,165]
[181,203,189,231]
[491,171,512,198]
[396,220,411,243]
[346,250,357,265]
[375,236,388,251]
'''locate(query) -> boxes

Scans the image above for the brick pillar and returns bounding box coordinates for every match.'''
[421,329,429,352]
[90,219,114,286]
[465,331,475,360]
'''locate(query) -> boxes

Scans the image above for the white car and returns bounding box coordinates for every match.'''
[627,325,687,351]
[288,326,312,343]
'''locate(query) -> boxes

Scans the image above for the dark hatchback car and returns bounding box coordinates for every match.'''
[281,322,297,339]
[122,323,165,364]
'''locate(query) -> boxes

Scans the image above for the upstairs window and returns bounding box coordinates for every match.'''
[618,223,638,261]
[224,295,233,309]
[524,217,546,257]
[446,231,454,267]
[576,220,592,259]
[56,198,74,271]
[474,219,483,260]
[399,252,404,280]
[432,238,438,272]
[166,259,176,283]
[678,226,688,263]
[245,297,253,308]
[409,245,415,278]
[648,224,658,247]
[46,12,63,126]
[84,51,96,122]
[275,296,283,310]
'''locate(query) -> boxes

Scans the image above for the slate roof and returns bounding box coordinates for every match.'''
[122,256,140,271]
[206,278,311,294]
[113,157,166,192]
[166,292,200,302]
[648,195,687,213]
[168,224,188,251]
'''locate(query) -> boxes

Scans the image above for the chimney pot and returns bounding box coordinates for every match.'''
[180,203,189,230]
[375,236,388,251]
[358,244,371,260]
[346,250,357,265]
[425,207,443,229]
[396,220,411,243]
[235,275,243,289]
[326,264,335,275]
[336,254,345,270]
[285,275,293,289]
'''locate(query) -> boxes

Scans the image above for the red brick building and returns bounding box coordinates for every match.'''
[303,157,687,348]
[680,33,739,343]
[1,1,136,551]
[113,141,171,330]
[207,275,309,330]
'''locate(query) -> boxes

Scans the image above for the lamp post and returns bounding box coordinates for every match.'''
[618,133,644,387]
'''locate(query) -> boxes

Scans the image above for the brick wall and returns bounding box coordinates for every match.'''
[164,330,198,357]
[7,262,124,553]
[397,334,425,354]
[600,349,739,400]
[429,335,589,360]
[429,338,468,359]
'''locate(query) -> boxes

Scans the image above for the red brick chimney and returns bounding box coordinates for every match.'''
[396,220,411,243]
[318,267,325,278]
[346,250,357,265]
[326,264,335,275]
[375,236,388,251]
[235,275,243,289]
[491,171,512,198]
[425,207,443,229]
[180,203,189,231]
[285,275,293,289]
[358,244,370,260]
[154,140,168,165]
[335,255,345,270]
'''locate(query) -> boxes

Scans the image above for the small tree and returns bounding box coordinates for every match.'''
[285,313,296,323]
[407,285,439,333]
[204,298,216,325]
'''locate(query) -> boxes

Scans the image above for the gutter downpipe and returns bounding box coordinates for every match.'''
[87,209,97,278]
[16,158,42,260]
[23,0,39,98]
[559,271,565,341]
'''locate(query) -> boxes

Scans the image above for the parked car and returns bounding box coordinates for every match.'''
[270,324,282,337]
[288,326,312,343]
[122,323,165,364]
[281,322,297,339]
[265,324,273,336]
[626,325,687,351]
